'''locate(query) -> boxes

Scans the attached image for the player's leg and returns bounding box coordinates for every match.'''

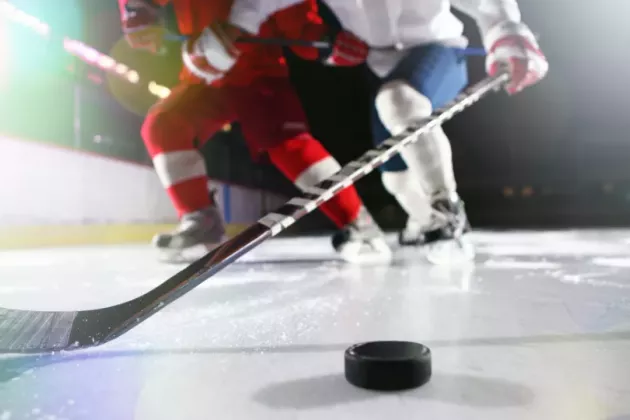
[267,133,391,262]
[373,45,472,258]
[234,76,391,263]
[369,95,435,246]
[141,83,233,255]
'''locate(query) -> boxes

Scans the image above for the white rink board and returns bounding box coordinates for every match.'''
[0,136,176,225]
[0,136,288,226]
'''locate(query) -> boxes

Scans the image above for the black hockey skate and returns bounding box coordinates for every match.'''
[153,203,227,263]
[423,198,474,265]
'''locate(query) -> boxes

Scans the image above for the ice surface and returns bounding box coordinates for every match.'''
[0,230,629,419]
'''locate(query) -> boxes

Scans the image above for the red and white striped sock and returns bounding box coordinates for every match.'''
[267,133,362,228]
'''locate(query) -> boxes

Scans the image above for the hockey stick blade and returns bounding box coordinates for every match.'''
[0,73,508,353]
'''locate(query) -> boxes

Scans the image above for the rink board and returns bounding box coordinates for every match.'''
[0,135,285,249]
[0,223,247,249]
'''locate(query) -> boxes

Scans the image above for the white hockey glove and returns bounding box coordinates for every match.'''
[182,22,242,85]
[484,22,549,95]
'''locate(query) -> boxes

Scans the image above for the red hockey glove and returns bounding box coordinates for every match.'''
[485,22,548,95]
[323,30,369,67]
[121,0,164,53]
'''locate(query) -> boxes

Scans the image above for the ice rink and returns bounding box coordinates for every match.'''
[0,230,629,420]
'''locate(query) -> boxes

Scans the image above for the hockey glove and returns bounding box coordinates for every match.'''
[121,0,164,53]
[182,22,242,85]
[484,22,548,94]
[323,30,369,67]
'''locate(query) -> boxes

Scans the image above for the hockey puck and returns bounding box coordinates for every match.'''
[344,341,432,391]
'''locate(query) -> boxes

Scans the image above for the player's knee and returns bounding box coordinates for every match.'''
[375,80,433,135]
[141,111,191,155]
[141,112,162,146]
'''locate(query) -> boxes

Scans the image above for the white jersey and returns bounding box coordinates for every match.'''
[229,0,523,75]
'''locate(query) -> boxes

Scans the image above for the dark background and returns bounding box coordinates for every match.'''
[3,0,630,230]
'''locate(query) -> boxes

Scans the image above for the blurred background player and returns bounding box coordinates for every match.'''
[176,0,548,262]
[118,0,391,263]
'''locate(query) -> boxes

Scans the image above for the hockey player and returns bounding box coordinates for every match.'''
[179,0,548,261]
[118,0,391,263]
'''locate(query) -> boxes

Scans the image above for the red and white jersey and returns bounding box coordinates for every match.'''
[228,0,524,75]
[222,0,325,86]
[117,0,324,86]
[117,0,232,35]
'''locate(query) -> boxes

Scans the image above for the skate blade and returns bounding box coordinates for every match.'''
[425,237,475,266]
[337,239,393,265]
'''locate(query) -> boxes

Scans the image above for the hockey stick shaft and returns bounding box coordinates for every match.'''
[163,33,332,49]
[101,72,509,344]
[162,33,487,56]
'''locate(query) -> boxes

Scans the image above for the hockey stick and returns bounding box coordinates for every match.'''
[0,72,508,353]
[162,33,488,56]
[163,32,333,49]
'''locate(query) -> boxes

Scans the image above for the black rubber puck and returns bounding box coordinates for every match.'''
[344,341,432,391]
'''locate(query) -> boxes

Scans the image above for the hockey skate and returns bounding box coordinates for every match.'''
[153,204,228,263]
[331,207,392,264]
[398,217,427,246]
[423,198,475,265]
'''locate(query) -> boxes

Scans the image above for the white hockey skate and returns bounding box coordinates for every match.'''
[331,207,392,264]
[424,198,475,265]
[398,217,426,246]
[152,204,228,263]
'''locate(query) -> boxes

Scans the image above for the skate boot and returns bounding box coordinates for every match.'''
[423,197,474,265]
[153,204,227,263]
[398,217,427,246]
[331,207,392,264]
